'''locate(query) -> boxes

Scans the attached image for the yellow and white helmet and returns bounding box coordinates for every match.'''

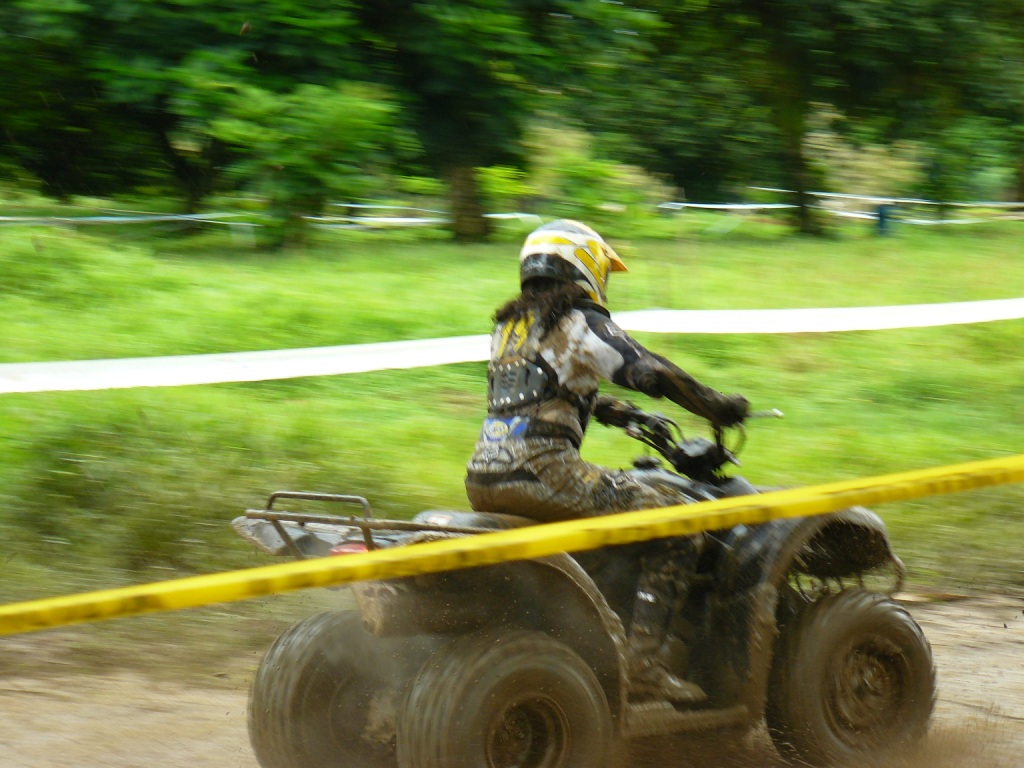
[518,219,628,307]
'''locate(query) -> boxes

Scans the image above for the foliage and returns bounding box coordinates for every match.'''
[804,107,924,198]
[523,122,675,229]
[578,0,1024,229]
[577,23,778,203]
[914,116,1018,203]
[477,165,531,214]
[210,81,403,246]
[350,0,651,239]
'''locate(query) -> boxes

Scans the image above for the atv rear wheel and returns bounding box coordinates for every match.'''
[397,630,612,768]
[766,589,935,766]
[249,610,435,768]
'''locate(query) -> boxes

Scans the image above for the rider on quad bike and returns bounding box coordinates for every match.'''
[465,219,750,704]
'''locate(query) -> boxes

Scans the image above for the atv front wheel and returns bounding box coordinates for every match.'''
[248,610,435,768]
[766,589,936,766]
[397,630,612,768]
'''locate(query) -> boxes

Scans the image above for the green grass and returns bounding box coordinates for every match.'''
[1,216,1022,626]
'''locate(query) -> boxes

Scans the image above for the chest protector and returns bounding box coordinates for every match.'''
[488,356,552,411]
[487,314,550,412]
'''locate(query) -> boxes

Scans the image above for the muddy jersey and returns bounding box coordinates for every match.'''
[482,303,739,442]
[466,302,744,521]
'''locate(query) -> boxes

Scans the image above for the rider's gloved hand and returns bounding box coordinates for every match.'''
[637,410,676,444]
[594,396,642,428]
[717,394,750,427]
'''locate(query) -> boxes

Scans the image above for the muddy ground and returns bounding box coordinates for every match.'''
[1,593,1022,768]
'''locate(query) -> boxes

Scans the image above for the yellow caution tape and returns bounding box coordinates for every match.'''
[1,453,1023,636]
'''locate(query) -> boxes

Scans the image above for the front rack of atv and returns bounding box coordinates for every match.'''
[242,491,488,559]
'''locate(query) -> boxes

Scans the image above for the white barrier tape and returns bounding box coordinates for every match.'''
[823,209,992,225]
[825,209,878,221]
[658,202,797,211]
[2,211,542,230]
[310,217,449,228]
[0,213,248,225]
[901,217,989,226]
[327,203,447,213]
[750,187,1024,208]
[2,299,1024,394]
[617,299,1024,334]
[0,335,491,394]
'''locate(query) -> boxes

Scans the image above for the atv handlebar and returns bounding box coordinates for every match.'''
[751,408,785,420]
[624,407,782,483]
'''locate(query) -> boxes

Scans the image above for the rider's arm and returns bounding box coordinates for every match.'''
[581,309,749,427]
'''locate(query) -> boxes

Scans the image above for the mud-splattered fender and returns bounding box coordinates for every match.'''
[699,506,902,715]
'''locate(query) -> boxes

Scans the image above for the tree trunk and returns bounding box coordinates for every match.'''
[1015,157,1024,203]
[755,7,823,236]
[150,121,201,213]
[779,136,820,233]
[145,108,223,215]
[776,97,823,235]
[445,165,491,242]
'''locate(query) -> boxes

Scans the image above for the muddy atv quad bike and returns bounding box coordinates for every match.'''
[236,410,935,768]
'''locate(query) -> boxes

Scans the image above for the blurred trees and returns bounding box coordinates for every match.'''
[522,121,674,226]
[0,0,165,197]
[0,0,372,218]
[351,0,653,239]
[1,0,1022,238]
[210,82,401,246]
[579,0,1024,231]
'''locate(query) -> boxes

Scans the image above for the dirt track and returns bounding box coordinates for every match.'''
[1,594,1022,768]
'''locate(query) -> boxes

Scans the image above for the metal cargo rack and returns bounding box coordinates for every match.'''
[241,491,489,559]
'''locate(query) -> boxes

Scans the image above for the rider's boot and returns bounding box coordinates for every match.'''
[627,630,707,703]
[625,559,707,704]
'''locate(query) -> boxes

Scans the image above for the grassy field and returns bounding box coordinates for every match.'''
[1,213,1022,642]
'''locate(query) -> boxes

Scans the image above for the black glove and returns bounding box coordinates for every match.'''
[717,394,749,427]
[637,410,677,444]
[593,396,642,429]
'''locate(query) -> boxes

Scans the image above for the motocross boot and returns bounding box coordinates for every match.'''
[625,548,707,704]
[626,593,708,708]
